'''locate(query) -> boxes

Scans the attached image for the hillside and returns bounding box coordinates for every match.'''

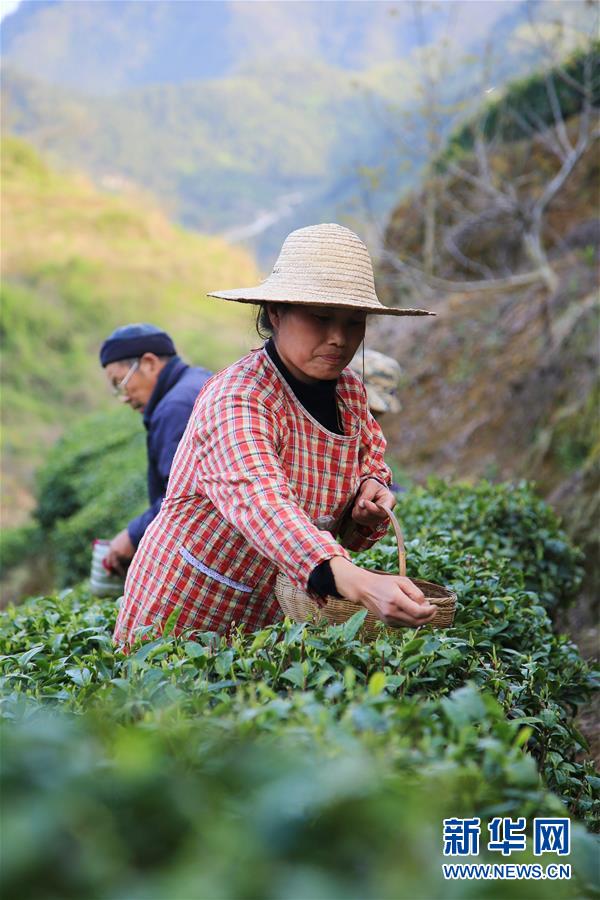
[369,116,599,602]
[0,59,423,263]
[2,1,594,261]
[0,136,261,525]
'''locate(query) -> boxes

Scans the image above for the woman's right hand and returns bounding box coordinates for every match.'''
[329,557,437,628]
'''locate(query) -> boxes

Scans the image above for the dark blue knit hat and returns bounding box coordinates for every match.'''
[99,323,176,366]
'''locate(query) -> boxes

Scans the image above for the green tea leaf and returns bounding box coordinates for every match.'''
[342,610,368,642]
[162,604,183,637]
[368,672,386,696]
[17,645,44,667]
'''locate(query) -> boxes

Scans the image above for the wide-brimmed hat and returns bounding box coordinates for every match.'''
[208,223,435,317]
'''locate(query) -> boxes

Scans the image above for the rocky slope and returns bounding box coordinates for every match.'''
[370,121,599,605]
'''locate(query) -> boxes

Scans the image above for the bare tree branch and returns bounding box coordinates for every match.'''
[381,247,548,294]
[444,228,496,279]
[533,108,598,224]
[446,160,515,210]
[444,207,506,279]
[474,133,494,187]
[553,59,597,96]
[359,1,596,315]
[545,71,574,156]
[504,102,567,163]
[576,51,594,148]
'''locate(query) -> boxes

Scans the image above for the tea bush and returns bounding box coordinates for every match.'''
[5,696,598,900]
[0,523,44,572]
[1,590,598,898]
[1,476,598,898]
[34,407,147,584]
[384,479,584,611]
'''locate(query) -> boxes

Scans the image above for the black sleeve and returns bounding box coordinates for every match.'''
[307,559,342,599]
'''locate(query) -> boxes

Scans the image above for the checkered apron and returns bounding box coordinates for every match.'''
[114,347,391,644]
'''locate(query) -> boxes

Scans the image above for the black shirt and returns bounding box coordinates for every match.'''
[265,338,343,435]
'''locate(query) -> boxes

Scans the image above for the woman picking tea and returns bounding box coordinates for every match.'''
[114,224,437,645]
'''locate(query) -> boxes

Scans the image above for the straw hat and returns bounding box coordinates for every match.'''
[208,223,435,317]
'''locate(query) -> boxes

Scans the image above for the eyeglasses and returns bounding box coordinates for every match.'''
[112,360,139,397]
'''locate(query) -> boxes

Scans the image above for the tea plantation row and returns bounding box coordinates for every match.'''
[1,481,599,899]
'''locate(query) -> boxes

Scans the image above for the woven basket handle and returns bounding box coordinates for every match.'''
[378,505,407,578]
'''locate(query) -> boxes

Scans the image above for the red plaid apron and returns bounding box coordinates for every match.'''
[114,346,391,644]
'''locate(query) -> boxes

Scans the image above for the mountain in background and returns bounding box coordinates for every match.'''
[0,0,519,93]
[2,0,595,262]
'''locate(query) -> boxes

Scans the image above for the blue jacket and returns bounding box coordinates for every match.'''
[127,356,212,547]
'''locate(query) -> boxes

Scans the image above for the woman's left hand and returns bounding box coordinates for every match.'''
[351,478,396,528]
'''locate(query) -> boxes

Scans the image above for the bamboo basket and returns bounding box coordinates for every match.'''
[275,507,456,640]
